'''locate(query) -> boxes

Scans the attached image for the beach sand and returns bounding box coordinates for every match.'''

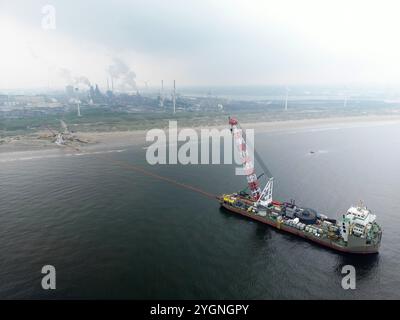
[1,114,400,155]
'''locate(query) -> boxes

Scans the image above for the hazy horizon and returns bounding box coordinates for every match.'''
[2,0,400,90]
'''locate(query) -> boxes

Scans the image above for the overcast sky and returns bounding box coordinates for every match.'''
[1,0,400,90]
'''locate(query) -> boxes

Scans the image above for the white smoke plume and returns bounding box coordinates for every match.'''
[107,57,137,91]
[74,75,91,87]
[58,68,91,88]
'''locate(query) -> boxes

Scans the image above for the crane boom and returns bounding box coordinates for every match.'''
[236,121,273,179]
[229,117,274,206]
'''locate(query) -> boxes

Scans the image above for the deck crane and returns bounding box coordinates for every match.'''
[229,117,274,207]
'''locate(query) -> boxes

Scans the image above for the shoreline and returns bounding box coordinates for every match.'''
[1,114,400,155]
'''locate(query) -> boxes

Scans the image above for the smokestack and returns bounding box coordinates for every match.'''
[173,80,176,114]
[107,77,110,91]
[160,80,164,108]
[111,77,114,92]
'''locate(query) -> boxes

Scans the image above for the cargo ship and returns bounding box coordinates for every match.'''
[218,195,382,254]
[220,117,382,254]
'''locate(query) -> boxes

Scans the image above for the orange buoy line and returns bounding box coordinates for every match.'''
[106,157,217,199]
[63,143,217,199]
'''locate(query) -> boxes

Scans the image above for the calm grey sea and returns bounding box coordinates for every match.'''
[0,120,399,299]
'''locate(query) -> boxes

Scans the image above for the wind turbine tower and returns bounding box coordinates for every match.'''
[77,100,81,117]
[284,87,289,111]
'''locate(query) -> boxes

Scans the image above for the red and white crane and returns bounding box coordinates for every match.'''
[229,117,274,207]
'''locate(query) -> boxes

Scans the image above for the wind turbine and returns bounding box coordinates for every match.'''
[74,87,81,117]
[77,100,81,117]
[284,87,289,111]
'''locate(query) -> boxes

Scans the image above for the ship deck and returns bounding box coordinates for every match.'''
[219,199,379,254]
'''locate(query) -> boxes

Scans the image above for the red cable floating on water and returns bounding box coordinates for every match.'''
[107,158,217,199]
[60,143,217,199]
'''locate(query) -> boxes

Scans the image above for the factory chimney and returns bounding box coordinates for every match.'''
[173,80,176,114]
[159,80,164,108]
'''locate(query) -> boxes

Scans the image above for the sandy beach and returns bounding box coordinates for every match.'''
[1,114,400,155]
